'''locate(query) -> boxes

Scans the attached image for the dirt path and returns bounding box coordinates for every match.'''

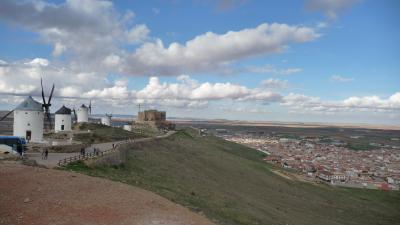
[28,131,176,168]
[0,162,215,225]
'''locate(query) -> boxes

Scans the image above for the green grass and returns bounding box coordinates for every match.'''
[73,123,147,144]
[64,128,400,225]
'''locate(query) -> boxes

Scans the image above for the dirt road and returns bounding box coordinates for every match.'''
[0,162,215,225]
[28,131,176,168]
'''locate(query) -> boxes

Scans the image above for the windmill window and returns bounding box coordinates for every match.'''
[25,112,28,115]
[27,123,30,126]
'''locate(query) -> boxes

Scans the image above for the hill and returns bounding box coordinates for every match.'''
[0,162,214,225]
[65,128,400,225]
[72,123,147,144]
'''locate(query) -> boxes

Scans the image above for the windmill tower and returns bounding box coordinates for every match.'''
[54,105,72,133]
[101,113,112,126]
[77,100,91,123]
[13,96,44,142]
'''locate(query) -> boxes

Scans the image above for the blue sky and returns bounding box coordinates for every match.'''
[0,0,399,124]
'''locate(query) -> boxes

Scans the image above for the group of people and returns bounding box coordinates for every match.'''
[80,147,86,155]
[38,142,119,161]
[41,149,49,160]
[80,146,102,156]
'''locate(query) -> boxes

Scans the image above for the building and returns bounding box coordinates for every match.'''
[54,105,72,133]
[13,96,44,142]
[101,114,112,126]
[318,171,332,182]
[123,124,132,131]
[137,110,166,122]
[135,109,174,130]
[77,104,89,123]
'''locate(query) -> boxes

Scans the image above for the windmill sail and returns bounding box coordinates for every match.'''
[0,110,14,122]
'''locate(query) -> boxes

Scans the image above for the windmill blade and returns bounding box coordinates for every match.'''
[73,109,77,120]
[89,100,92,114]
[40,78,46,105]
[48,83,55,105]
[0,110,13,122]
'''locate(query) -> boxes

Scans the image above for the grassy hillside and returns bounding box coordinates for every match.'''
[73,123,147,144]
[65,128,400,225]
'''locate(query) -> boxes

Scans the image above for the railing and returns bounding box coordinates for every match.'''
[58,148,117,166]
[57,133,175,167]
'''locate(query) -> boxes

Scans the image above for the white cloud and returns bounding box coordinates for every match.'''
[26,58,49,67]
[102,54,121,67]
[126,24,150,44]
[261,79,288,89]
[0,59,398,116]
[330,75,354,82]
[52,42,66,56]
[0,1,319,76]
[244,65,302,75]
[282,92,400,113]
[127,23,319,75]
[305,0,359,19]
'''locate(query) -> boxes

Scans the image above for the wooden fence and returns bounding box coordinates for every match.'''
[58,148,116,166]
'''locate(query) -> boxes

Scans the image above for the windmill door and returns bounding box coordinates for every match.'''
[26,130,32,141]
[61,125,64,131]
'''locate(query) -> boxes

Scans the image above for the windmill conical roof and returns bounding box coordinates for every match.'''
[55,105,71,115]
[15,96,43,112]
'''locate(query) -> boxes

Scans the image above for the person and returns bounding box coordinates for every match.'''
[112,143,115,149]
[93,147,96,156]
[44,149,48,160]
[80,147,84,155]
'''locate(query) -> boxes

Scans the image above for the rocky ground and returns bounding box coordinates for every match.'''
[0,161,215,225]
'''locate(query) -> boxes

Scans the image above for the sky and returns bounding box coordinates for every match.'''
[0,0,399,125]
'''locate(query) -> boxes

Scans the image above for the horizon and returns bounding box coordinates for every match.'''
[0,0,399,125]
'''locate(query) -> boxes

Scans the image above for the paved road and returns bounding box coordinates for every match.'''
[28,131,176,168]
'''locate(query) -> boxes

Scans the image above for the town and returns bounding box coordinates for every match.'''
[222,131,400,191]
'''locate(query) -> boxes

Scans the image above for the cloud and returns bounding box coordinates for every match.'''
[261,79,288,89]
[1,58,398,115]
[0,1,319,76]
[127,23,319,75]
[0,0,145,72]
[282,92,400,113]
[305,0,359,19]
[126,24,150,44]
[134,76,282,103]
[330,75,354,82]
[244,65,302,75]
[216,0,247,11]
[25,58,50,67]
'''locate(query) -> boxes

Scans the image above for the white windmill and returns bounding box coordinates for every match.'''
[101,113,112,126]
[76,100,92,123]
[0,96,45,142]
[0,78,55,143]
[54,105,72,133]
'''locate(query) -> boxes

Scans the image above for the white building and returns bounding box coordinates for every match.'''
[101,114,112,126]
[13,96,44,142]
[123,124,132,131]
[54,105,72,133]
[77,104,89,123]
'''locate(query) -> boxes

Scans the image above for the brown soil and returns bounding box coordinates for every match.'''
[0,162,215,225]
